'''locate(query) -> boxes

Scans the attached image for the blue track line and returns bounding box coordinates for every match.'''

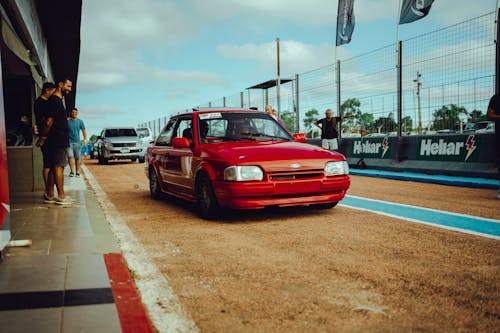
[340,195,500,239]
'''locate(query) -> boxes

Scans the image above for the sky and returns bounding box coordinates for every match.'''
[76,0,498,137]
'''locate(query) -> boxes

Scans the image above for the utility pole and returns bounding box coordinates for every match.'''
[276,37,281,116]
[413,71,422,134]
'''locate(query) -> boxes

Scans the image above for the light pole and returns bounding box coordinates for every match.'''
[413,71,422,134]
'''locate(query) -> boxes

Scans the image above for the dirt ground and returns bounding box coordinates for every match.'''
[84,159,500,333]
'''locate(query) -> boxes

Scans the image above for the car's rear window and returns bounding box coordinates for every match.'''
[105,128,137,137]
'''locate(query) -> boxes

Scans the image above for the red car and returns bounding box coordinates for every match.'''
[145,108,350,219]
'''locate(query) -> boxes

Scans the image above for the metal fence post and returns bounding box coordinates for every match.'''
[496,8,500,95]
[397,41,402,138]
[240,91,244,107]
[223,97,226,107]
[295,74,300,133]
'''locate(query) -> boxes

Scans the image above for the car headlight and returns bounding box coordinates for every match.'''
[105,142,112,149]
[224,166,263,181]
[325,161,349,176]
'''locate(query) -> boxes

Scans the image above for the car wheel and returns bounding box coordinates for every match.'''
[149,167,163,199]
[313,202,338,209]
[138,157,145,163]
[196,175,218,219]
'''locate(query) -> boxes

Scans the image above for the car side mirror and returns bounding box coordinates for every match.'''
[172,137,191,148]
[293,133,306,143]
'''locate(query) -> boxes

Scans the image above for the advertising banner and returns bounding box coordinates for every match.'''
[349,135,393,159]
[416,134,482,162]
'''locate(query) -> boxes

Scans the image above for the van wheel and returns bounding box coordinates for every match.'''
[196,175,218,219]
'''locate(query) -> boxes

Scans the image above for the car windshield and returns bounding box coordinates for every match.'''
[136,128,150,137]
[197,112,292,143]
[105,128,137,137]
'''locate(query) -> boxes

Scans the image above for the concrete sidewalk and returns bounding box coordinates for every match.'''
[0,172,154,333]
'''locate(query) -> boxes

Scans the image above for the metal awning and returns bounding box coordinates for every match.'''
[246,79,292,90]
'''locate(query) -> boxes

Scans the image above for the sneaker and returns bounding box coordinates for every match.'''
[76,173,80,177]
[55,197,73,206]
[43,193,56,204]
[69,172,75,177]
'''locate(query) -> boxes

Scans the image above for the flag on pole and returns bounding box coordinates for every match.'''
[336,0,355,46]
[399,0,435,24]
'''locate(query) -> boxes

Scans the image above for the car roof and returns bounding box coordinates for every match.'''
[173,107,263,118]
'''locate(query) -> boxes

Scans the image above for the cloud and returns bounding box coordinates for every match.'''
[217,40,351,75]
[152,68,224,85]
[78,0,201,92]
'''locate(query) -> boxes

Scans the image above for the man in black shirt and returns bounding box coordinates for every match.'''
[36,78,73,205]
[314,108,354,151]
[34,82,56,202]
[487,94,500,199]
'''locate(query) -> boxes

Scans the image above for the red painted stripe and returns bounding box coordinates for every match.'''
[104,253,155,333]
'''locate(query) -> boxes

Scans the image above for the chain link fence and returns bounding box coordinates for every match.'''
[140,11,497,139]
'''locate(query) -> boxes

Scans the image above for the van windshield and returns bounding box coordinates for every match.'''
[136,128,150,137]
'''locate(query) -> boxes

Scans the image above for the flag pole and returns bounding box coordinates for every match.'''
[396,0,402,45]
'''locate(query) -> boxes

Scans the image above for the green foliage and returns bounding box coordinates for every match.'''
[279,111,296,133]
[432,104,468,130]
[303,108,319,133]
[374,112,397,133]
[359,113,374,131]
[341,98,362,131]
[402,116,413,132]
[89,134,98,143]
[468,109,486,123]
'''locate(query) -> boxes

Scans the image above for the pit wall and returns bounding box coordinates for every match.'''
[308,133,498,179]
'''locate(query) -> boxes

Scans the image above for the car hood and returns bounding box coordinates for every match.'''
[201,141,345,172]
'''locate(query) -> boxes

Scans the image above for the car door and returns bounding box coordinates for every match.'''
[163,116,194,199]
[150,119,176,191]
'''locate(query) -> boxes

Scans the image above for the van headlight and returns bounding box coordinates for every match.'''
[325,161,349,176]
[224,166,263,181]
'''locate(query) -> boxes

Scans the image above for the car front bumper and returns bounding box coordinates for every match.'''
[212,175,350,209]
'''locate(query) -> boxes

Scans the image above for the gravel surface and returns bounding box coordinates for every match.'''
[85,159,500,332]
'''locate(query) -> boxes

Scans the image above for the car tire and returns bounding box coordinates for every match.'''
[138,157,145,163]
[313,202,338,209]
[149,167,163,199]
[195,175,218,219]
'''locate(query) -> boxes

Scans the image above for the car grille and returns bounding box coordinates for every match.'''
[268,171,323,181]
[112,143,137,147]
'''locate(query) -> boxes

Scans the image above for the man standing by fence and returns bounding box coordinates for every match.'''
[314,109,354,151]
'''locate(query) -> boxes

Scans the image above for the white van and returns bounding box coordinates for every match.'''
[136,127,154,146]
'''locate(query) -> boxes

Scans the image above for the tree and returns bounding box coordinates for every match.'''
[279,111,296,133]
[402,116,413,132]
[303,108,319,137]
[359,113,374,132]
[468,109,486,123]
[340,98,362,131]
[374,112,397,133]
[432,104,468,130]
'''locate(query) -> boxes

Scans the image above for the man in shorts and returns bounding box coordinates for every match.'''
[67,108,86,177]
[314,108,354,151]
[36,78,73,205]
[34,82,56,201]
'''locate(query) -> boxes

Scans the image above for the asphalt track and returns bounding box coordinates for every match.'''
[346,169,500,239]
